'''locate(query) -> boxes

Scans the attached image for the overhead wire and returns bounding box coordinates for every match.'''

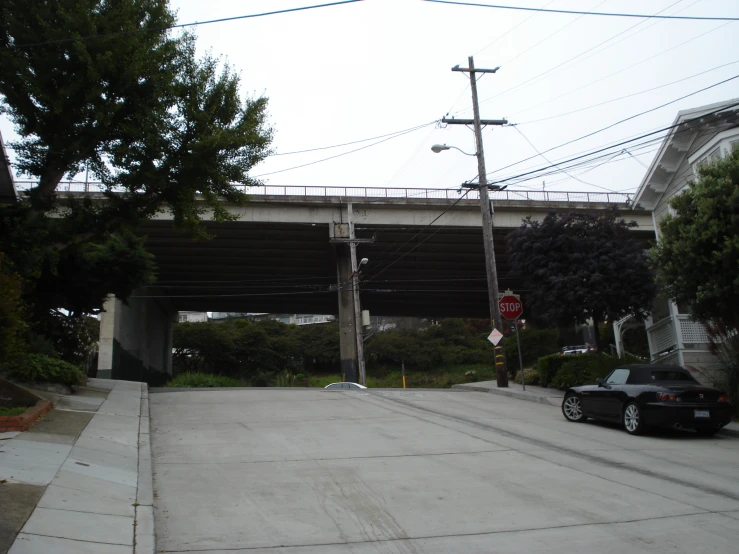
[421,1,739,21]
[509,19,736,117]
[516,59,739,126]
[9,1,365,48]
[468,0,714,113]
[484,75,739,180]
[269,121,437,156]
[252,121,436,177]
[486,101,739,187]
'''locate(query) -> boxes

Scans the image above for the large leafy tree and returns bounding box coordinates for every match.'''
[650,149,739,329]
[0,0,273,365]
[0,0,273,230]
[506,210,655,348]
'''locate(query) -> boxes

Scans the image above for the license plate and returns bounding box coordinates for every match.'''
[694,410,710,419]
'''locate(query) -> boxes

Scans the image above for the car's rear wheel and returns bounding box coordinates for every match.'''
[623,402,646,435]
[562,394,586,422]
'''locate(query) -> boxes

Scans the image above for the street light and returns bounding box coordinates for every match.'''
[431,144,474,156]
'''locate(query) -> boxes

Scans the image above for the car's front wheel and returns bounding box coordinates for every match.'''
[623,402,646,435]
[562,394,586,422]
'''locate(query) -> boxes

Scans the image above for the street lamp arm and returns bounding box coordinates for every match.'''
[430,144,475,157]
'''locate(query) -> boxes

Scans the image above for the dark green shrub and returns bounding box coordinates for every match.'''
[9,354,85,387]
[551,355,598,389]
[513,368,540,386]
[535,354,568,386]
[550,354,642,389]
[166,372,244,388]
[503,327,559,375]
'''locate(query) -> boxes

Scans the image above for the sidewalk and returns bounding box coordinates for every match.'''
[0,378,153,554]
[453,380,739,438]
[454,380,565,406]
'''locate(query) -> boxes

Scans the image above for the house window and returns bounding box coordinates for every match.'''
[179,314,188,323]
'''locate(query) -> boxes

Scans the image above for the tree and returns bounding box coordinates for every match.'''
[650,149,739,329]
[650,150,739,407]
[506,210,655,349]
[1,0,273,231]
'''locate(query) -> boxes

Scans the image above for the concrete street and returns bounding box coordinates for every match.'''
[150,388,739,553]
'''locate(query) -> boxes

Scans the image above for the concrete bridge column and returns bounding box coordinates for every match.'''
[97,291,175,385]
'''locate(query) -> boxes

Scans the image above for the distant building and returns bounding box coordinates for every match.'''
[177,311,208,323]
[204,312,335,325]
[634,98,739,376]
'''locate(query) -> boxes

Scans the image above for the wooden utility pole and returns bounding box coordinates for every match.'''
[442,56,509,387]
[347,203,366,386]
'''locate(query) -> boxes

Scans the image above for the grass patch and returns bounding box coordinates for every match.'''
[167,372,245,388]
[0,406,28,417]
[307,364,496,389]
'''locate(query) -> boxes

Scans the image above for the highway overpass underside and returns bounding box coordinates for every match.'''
[138,219,521,319]
[97,198,654,383]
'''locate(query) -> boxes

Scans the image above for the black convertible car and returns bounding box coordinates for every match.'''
[561,364,732,435]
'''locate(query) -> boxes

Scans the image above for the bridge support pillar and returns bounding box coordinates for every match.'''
[97,291,175,385]
[334,237,358,383]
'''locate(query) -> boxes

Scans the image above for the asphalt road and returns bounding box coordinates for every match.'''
[149,388,739,553]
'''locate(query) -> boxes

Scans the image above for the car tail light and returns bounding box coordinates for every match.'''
[657,392,681,402]
[718,394,729,403]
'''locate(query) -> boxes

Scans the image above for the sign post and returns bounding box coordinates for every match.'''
[498,293,525,390]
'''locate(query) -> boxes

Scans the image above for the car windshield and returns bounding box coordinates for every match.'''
[606,369,630,385]
[650,371,697,383]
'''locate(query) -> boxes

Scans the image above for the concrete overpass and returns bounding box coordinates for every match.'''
[20,182,654,382]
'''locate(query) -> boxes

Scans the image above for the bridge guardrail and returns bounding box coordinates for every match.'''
[14,181,633,204]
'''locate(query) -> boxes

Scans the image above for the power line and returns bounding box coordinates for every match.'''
[505,19,735,116]
[252,121,435,177]
[422,1,739,21]
[487,74,739,179]
[270,121,437,156]
[10,1,365,48]
[487,101,739,186]
[500,0,609,66]
[516,59,739,125]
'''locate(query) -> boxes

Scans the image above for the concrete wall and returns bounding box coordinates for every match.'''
[98,293,175,383]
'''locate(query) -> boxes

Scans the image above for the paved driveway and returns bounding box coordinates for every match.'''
[150,388,739,553]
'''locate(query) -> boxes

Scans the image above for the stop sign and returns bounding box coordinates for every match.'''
[499,295,523,320]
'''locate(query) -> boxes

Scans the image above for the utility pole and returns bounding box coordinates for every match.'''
[347,203,366,386]
[442,56,508,387]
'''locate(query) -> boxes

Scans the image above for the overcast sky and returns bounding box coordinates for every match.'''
[2,0,738,196]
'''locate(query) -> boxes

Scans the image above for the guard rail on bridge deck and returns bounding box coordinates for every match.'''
[15,181,633,205]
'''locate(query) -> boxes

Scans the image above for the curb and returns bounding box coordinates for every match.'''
[0,399,52,432]
[718,427,739,439]
[453,384,739,438]
[453,384,563,407]
[135,384,155,554]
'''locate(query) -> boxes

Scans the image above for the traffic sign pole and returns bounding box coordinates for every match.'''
[514,322,525,391]
[498,292,525,389]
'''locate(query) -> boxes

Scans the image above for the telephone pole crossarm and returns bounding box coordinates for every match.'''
[452,64,500,73]
[441,118,508,126]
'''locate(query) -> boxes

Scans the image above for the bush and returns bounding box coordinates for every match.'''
[503,327,559,375]
[535,354,569,386]
[550,353,642,389]
[8,354,86,387]
[512,368,540,386]
[166,372,244,388]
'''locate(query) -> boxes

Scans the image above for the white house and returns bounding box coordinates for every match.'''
[633,98,739,376]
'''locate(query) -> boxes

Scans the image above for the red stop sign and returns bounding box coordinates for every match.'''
[499,295,523,320]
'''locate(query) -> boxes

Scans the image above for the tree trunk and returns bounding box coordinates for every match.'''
[36,168,66,199]
[592,317,602,352]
